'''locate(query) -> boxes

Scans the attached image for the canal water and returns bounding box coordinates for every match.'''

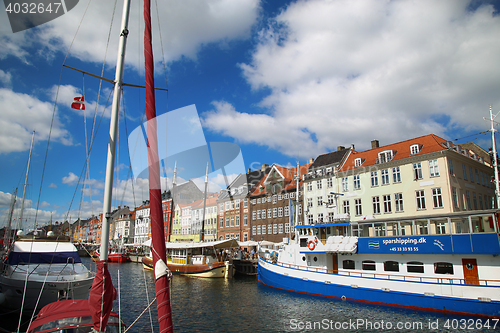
[2,258,497,332]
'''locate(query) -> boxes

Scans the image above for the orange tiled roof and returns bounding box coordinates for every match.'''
[249,163,312,197]
[337,134,448,172]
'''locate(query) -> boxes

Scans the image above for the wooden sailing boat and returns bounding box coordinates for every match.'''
[27,1,173,332]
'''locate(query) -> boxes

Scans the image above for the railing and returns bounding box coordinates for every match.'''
[259,255,500,287]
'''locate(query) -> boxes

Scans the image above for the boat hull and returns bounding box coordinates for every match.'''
[0,274,94,312]
[258,257,500,318]
[107,253,131,263]
[142,256,227,278]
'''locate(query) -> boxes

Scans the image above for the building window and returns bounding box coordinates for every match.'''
[327,194,334,205]
[355,158,362,167]
[452,188,459,208]
[410,144,420,155]
[416,190,426,210]
[235,216,240,226]
[475,169,480,184]
[317,213,323,223]
[317,180,322,190]
[383,195,392,213]
[371,171,378,187]
[381,169,389,185]
[462,164,467,180]
[273,224,278,234]
[252,226,256,235]
[284,206,289,217]
[268,225,272,234]
[448,158,454,176]
[285,223,290,234]
[262,209,266,219]
[429,159,439,177]
[273,208,277,218]
[372,196,380,214]
[317,196,323,206]
[268,208,271,217]
[307,214,314,224]
[257,210,261,219]
[343,260,355,270]
[395,193,404,212]
[343,201,350,215]
[272,195,277,204]
[261,225,266,234]
[244,214,248,226]
[278,207,283,217]
[252,211,256,221]
[355,199,362,216]
[407,261,424,273]
[342,177,348,191]
[392,167,401,183]
[257,225,261,235]
[378,150,393,163]
[384,261,399,272]
[353,175,361,190]
[307,182,313,191]
[327,177,333,188]
[278,224,283,234]
[473,193,478,210]
[432,188,443,208]
[434,262,453,275]
[413,163,423,180]
[362,260,376,271]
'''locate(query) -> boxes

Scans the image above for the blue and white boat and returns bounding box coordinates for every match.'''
[258,209,500,317]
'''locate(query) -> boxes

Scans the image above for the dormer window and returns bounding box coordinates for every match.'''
[354,158,362,167]
[410,144,420,155]
[378,150,393,163]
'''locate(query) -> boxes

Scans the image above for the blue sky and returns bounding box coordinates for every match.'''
[1,0,500,229]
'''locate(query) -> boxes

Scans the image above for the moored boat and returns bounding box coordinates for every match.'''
[142,238,238,278]
[258,209,500,317]
[0,233,94,313]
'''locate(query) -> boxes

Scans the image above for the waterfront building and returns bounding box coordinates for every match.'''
[217,167,269,242]
[249,162,311,243]
[134,202,150,245]
[170,203,182,240]
[162,195,174,241]
[335,135,495,234]
[113,208,134,244]
[191,193,218,241]
[303,147,351,225]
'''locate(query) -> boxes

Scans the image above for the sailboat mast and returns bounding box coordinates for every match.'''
[144,0,173,331]
[489,106,500,209]
[18,130,35,230]
[100,0,131,261]
[201,162,209,242]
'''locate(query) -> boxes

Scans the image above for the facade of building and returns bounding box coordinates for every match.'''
[134,202,150,245]
[249,163,311,243]
[334,135,495,236]
[303,147,351,225]
[113,208,135,244]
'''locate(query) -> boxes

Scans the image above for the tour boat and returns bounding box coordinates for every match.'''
[0,233,94,313]
[142,238,238,278]
[258,209,500,317]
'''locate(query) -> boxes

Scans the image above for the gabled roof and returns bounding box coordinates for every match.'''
[249,163,312,197]
[309,148,350,170]
[337,134,449,173]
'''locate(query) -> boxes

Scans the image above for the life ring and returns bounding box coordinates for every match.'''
[308,240,315,251]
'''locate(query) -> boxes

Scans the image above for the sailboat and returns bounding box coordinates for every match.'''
[0,132,94,314]
[27,1,173,332]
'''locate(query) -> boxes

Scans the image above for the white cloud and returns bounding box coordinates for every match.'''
[49,183,57,188]
[62,172,79,185]
[0,88,72,154]
[2,0,260,71]
[204,0,500,156]
[0,69,12,86]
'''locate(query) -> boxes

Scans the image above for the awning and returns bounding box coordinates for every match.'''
[295,223,350,228]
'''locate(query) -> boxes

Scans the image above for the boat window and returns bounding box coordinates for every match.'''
[343,260,355,270]
[384,261,399,272]
[362,260,376,271]
[407,261,424,273]
[434,262,453,274]
[300,238,308,247]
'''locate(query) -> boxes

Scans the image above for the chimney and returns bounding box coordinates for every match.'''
[309,158,314,163]
[337,146,345,151]
[261,164,269,172]
[371,140,380,149]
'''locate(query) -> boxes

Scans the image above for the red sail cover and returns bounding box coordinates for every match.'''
[144,1,173,332]
[88,260,117,332]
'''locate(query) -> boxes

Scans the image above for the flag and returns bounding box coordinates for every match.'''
[71,96,85,110]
